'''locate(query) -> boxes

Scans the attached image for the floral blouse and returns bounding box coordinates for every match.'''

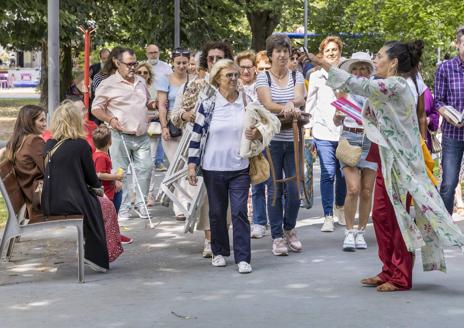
[327,66,464,272]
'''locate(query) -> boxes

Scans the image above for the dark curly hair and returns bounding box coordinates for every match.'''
[199,41,234,70]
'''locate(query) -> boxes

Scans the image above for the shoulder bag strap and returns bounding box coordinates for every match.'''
[265,71,272,87]
[44,139,68,168]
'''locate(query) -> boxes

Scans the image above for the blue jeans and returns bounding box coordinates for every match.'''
[110,132,152,211]
[203,168,251,264]
[112,190,122,214]
[266,141,300,239]
[252,182,268,225]
[155,139,165,166]
[314,138,346,216]
[440,136,464,214]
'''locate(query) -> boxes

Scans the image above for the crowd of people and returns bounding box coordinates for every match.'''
[2,25,464,290]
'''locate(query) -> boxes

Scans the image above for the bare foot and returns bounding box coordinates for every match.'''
[377,282,401,292]
[361,276,383,286]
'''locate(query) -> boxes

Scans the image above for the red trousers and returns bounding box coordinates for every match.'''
[367,144,413,290]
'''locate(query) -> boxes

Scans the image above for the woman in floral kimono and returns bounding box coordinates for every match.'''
[308,41,464,292]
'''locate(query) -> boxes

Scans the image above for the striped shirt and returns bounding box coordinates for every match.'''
[434,56,464,140]
[187,84,217,166]
[255,70,305,141]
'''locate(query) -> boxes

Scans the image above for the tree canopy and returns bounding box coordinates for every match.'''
[1,0,462,98]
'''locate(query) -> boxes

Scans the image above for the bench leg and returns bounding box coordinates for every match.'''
[5,237,16,261]
[76,223,85,283]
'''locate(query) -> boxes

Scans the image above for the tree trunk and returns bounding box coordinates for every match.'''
[246,9,282,51]
[60,45,73,101]
[39,40,48,108]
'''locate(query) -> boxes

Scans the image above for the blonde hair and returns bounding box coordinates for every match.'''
[51,100,86,140]
[235,50,256,66]
[209,59,240,87]
[136,62,154,86]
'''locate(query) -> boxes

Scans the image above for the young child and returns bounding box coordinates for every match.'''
[92,125,133,244]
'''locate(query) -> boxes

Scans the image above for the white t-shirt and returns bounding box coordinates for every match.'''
[305,68,342,141]
[406,74,426,106]
[202,91,249,171]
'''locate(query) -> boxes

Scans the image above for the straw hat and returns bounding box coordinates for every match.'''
[339,52,374,73]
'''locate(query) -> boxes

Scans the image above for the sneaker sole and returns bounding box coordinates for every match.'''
[272,250,289,256]
[239,269,252,274]
[321,228,334,232]
[288,244,302,252]
[133,209,149,219]
[343,246,356,252]
[355,245,367,249]
[251,234,265,239]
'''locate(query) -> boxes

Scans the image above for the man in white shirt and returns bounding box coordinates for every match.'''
[145,44,172,171]
[146,44,173,78]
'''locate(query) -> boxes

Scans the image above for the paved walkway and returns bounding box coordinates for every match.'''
[1,170,464,327]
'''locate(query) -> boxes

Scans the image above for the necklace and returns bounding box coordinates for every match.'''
[269,69,288,80]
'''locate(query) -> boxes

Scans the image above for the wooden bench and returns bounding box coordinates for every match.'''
[0,161,85,283]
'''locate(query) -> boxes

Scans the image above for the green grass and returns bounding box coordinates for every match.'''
[0,98,40,108]
[0,196,6,228]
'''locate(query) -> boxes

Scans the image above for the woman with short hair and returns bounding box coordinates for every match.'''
[256,33,306,256]
[187,59,260,273]
[306,35,347,233]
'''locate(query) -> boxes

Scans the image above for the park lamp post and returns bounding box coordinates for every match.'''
[47,0,59,124]
[78,20,96,112]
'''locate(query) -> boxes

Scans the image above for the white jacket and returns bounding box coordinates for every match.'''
[240,102,281,158]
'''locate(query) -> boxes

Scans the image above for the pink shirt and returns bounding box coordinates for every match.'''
[92,71,153,136]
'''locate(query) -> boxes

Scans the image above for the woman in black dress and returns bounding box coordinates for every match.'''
[42,101,120,271]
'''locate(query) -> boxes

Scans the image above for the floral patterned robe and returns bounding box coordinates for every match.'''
[327,67,464,272]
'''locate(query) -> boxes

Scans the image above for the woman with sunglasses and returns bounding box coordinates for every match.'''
[157,48,191,220]
[187,59,261,273]
[170,41,234,258]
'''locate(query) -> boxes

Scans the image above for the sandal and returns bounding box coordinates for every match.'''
[377,282,401,292]
[361,276,384,286]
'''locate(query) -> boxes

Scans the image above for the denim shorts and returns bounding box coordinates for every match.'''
[339,131,378,171]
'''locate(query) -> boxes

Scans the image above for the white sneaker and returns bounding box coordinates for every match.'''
[355,229,367,249]
[334,206,346,226]
[134,206,149,219]
[321,216,335,232]
[212,255,226,267]
[272,237,288,256]
[238,261,252,274]
[251,224,266,239]
[343,229,356,252]
[202,240,212,258]
[283,228,302,252]
[118,208,132,221]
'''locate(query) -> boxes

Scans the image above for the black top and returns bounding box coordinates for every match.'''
[42,138,109,268]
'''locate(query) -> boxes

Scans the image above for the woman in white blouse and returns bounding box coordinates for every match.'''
[187,59,260,274]
[306,36,346,232]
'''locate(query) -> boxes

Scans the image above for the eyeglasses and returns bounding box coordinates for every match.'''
[137,70,149,75]
[239,65,254,71]
[224,72,239,79]
[208,55,224,63]
[119,61,138,68]
[257,67,269,72]
[147,51,158,55]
